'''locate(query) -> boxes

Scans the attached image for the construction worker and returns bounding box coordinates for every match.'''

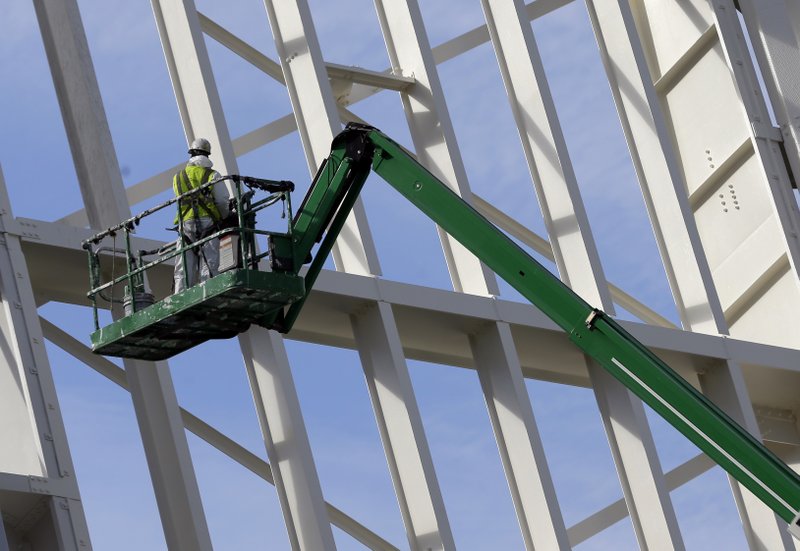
[172,137,230,293]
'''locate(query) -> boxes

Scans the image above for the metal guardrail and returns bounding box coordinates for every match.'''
[83,175,295,331]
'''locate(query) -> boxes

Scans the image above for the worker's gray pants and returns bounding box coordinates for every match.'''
[174,217,218,293]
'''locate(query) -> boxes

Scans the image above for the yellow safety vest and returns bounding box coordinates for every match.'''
[173,165,221,223]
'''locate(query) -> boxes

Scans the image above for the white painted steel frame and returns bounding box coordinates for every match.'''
[5,0,800,549]
[264,1,463,548]
[0,168,91,550]
[470,323,570,550]
[588,0,797,547]
[39,318,400,551]
[10,213,800,548]
[50,5,678,339]
[481,2,684,547]
[709,0,800,343]
[373,1,582,548]
[737,0,800,184]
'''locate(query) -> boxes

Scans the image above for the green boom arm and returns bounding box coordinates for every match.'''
[266,123,800,536]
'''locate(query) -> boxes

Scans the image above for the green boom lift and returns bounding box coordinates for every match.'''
[84,123,800,537]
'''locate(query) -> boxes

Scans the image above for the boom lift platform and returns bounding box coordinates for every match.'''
[85,123,800,537]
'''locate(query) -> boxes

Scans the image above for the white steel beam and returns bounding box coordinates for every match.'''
[708,0,800,329]
[262,3,462,549]
[263,0,380,276]
[585,0,726,335]
[150,0,236,183]
[199,12,284,81]
[586,2,795,546]
[479,3,669,548]
[352,302,456,550]
[238,330,336,551]
[431,0,575,66]
[325,63,415,92]
[35,0,213,546]
[125,360,212,551]
[732,0,800,185]
[0,168,91,550]
[373,0,498,297]
[202,14,414,95]
[700,361,795,550]
[589,363,685,549]
[150,1,336,547]
[370,5,587,550]
[368,11,565,547]
[31,0,130,231]
[470,322,570,550]
[260,2,458,549]
[20,214,800,385]
[481,0,611,309]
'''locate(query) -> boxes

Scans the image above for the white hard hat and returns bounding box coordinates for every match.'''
[188,137,211,156]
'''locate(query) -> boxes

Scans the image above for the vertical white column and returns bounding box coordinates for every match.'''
[480,0,611,308]
[123,360,212,551]
[150,1,336,548]
[589,365,685,550]
[0,216,44,478]
[482,1,685,547]
[35,0,212,547]
[32,0,130,229]
[373,0,498,297]
[737,0,800,184]
[262,0,380,276]
[700,359,795,550]
[775,445,800,551]
[0,167,92,550]
[263,1,458,547]
[587,2,794,546]
[710,0,800,273]
[584,0,726,334]
[352,302,455,551]
[239,330,336,551]
[371,2,578,548]
[470,323,570,550]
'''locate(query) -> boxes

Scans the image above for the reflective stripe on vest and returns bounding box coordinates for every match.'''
[173,166,221,223]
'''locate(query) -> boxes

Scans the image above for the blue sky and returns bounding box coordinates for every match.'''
[0,0,754,549]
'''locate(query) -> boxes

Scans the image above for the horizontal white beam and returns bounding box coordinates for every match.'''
[19,216,800,397]
[325,62,414,91]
